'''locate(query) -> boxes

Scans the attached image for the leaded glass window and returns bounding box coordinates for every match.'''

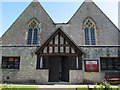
[90,28,95,45]
[27,29,33,45]
[84,28,89,45]
[33,28,38,44]
[83,18,96,45]
[27,19,39,45]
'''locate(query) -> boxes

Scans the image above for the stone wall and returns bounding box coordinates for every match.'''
[65,1,119,46]
[69,70,105,83]
[69,70,83,83]
[1,46,37,83]
[35,70,49,83]
[1,46,49,83]
[1,0,120,84]
[80,46,119,58]
[69,46,119,84]
[1,46,119,83]
[1,2,55,46]
[83,72,105,83]
[1,1,119,47]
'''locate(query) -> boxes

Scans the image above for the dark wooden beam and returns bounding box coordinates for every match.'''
[48,44,70,47]
[52,37,55,53]
[47,46,49,53]
[69,46,71,54]
[40,53,78,56]
[58,33,60,53]
[36,55,40,69]
[63,37,66,53]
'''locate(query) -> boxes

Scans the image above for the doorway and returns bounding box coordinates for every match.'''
[49,56,69,82]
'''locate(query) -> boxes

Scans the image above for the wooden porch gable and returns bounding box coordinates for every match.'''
[35,28,83,56]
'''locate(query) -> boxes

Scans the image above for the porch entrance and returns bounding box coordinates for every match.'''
[49,56,69,82]
[35,28,83,82]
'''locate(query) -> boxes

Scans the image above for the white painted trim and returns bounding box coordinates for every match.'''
[76,57,79,69]
[40,57,43,68]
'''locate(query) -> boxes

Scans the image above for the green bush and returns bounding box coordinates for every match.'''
[102,81,111,89]
[93,83,104,90]
[93,81,112,90]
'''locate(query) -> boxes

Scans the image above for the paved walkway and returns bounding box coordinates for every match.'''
[36,85,88,90]
[11,84,120,90]
[38,85,88,88]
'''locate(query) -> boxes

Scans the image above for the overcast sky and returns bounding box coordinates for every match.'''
[0,0,119,37]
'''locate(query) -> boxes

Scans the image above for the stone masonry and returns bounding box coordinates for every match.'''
[0,0,120,83]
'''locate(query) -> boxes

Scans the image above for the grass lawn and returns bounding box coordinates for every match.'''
[0,84,38,90]
[76,87,88,90]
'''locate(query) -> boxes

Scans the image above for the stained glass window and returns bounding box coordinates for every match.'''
[83,18,96,45]
[27,19,39,45]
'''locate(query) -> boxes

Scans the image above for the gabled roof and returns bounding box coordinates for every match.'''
[67,0,120,32]
[35,28,84,55]
[1,0,54,38]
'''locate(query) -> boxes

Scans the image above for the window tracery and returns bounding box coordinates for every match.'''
[83,18,96,45]
[27,19,39,45]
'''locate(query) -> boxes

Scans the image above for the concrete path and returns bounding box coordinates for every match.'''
[36,85,88,90]
[38,85,88,88]
[11,84,119,90]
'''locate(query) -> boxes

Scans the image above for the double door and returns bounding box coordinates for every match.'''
[49,56,69,82]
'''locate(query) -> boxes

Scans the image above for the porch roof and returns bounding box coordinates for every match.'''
[35,28,84,56]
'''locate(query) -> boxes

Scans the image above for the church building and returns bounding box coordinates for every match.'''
[0,0,120,84]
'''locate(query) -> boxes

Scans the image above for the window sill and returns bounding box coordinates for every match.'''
[85,71,99,72]
[101,70,120,72]
[2,69,19,71]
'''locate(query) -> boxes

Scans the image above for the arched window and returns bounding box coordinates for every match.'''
[83,18,96,45]
[27,19,39,45]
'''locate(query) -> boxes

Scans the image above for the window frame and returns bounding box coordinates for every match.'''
[27,28,33,45]
[83,18,97,45]
[2,56,20,70]
[75,56,82,70]
[33,28,38,44]
[100,57,120,70]
[27,19,39,45]
[36,56,46,69]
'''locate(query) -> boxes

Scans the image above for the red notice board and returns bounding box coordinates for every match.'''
[85,60,99,72]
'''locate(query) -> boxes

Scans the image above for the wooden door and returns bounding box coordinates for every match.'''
[49,56,60,82]
[61,56,69,82]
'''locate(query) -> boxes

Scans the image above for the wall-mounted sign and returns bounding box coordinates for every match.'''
[85,60,99,72]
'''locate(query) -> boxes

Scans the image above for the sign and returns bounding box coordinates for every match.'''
[85,60,98,72]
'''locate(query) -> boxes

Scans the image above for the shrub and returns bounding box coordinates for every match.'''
[93,81,111,90]
[102,81,111,90]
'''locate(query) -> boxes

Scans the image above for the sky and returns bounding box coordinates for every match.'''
[0,0,119,37]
